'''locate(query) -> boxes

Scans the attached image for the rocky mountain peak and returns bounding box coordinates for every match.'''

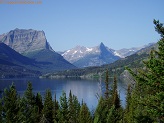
[99,42,105,47]
[0,29,53,54]
[61,42,120,67]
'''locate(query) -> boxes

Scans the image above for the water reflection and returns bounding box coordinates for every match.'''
[0,78,126,110]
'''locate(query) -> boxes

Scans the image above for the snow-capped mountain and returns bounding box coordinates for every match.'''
[60,42,155,68]
[115,43,155,58]
[61,42,120,67]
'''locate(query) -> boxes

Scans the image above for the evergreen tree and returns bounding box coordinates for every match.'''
[124,84,132,123]
[111,76,121,109]
[127,20,164,122]
[125,84,131,113]
[94,97,108,123]
[58,91,69,123]
[72,95,81,122]
[107,105,118,123]
[79,103,92,123]
[2,83,20,123]
[106,76,122,123]
[53,93,60,123]
[68,90,74,123]
[42,89,54,123]
[35,92,43,122]
[18,82,38,123]
[68,90,81,123]
[105,69,110,99]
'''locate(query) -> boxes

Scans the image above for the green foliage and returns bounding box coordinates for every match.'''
[126,20,164,123]
[42,89,54,123]
[58,91,69,123]
[18,82,39,123]
[79,103,92,123]
[107,105,123,123]
[68,90,81,123]
[94,97,108,123]
[111,76,121,109]
[0,19,163,123]
[94,74,122,123]
[2,84,19,123]
[105,69,110,99]
[53,94,60,123]
[35,92,43,121]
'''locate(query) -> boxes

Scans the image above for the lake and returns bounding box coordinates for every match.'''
[0,77,127,111]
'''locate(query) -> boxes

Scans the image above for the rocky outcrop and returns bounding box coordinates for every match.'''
[0,28,53,54]
[0,29,76,73]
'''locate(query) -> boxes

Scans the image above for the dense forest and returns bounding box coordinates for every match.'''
[0,20,163,123]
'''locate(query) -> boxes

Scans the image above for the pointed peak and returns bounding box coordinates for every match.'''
[14,28,19,30]
[100,42,105,46]
[99,42,106,49]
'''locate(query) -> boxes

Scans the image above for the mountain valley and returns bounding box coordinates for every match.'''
[0,28,156,78]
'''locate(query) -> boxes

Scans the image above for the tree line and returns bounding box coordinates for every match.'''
[0,20,163,123]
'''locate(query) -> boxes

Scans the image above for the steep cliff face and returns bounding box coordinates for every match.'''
[0,29,76,73]
[0,28,53,54]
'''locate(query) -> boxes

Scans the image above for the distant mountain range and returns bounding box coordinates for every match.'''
[43,42,157,79]
[60,42,120,67]
[0,28,156,78]
[0,29,76,77]
[115,43,155,58]
[60,42,155,67]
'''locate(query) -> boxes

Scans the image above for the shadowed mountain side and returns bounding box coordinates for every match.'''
[0,29,77,74]
[0,43,76,76]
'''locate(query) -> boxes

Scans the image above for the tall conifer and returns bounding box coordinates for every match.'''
[127,20,164,122]
[2,84,19,123]
[42,89,54,123]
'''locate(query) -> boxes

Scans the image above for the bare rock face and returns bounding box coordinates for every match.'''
[0,28,53,54]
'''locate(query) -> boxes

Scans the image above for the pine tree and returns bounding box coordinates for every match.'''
[42,89,54,123]
[68,90,81,123]
[105,69,110,99]
[106,105,117,123]
[68,90,74,123]
[58,91,69,123]
[18,82,38,123]
[79,103,92,123]
[94,70,110,123]
[35,92,43,122]
[124,84,132,123]
[106,76,122,123]
[2,83,20,123]
[94,97,108,123]
[127,20,164,122]
[53,93,60,123]
[111,76,121,109]
[72,95,81,122]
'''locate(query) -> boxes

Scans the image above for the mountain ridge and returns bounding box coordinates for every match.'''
[0,29,76,74]
[0,28,54,54]
[61,42,120,67]
[42,42,157,79]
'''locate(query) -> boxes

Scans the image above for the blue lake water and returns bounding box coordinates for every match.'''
[0,78,127,111]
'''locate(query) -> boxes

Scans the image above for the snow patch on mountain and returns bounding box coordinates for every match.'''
[61,43,120,67]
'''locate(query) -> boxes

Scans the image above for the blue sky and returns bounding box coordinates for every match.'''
[0,0,164,51]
